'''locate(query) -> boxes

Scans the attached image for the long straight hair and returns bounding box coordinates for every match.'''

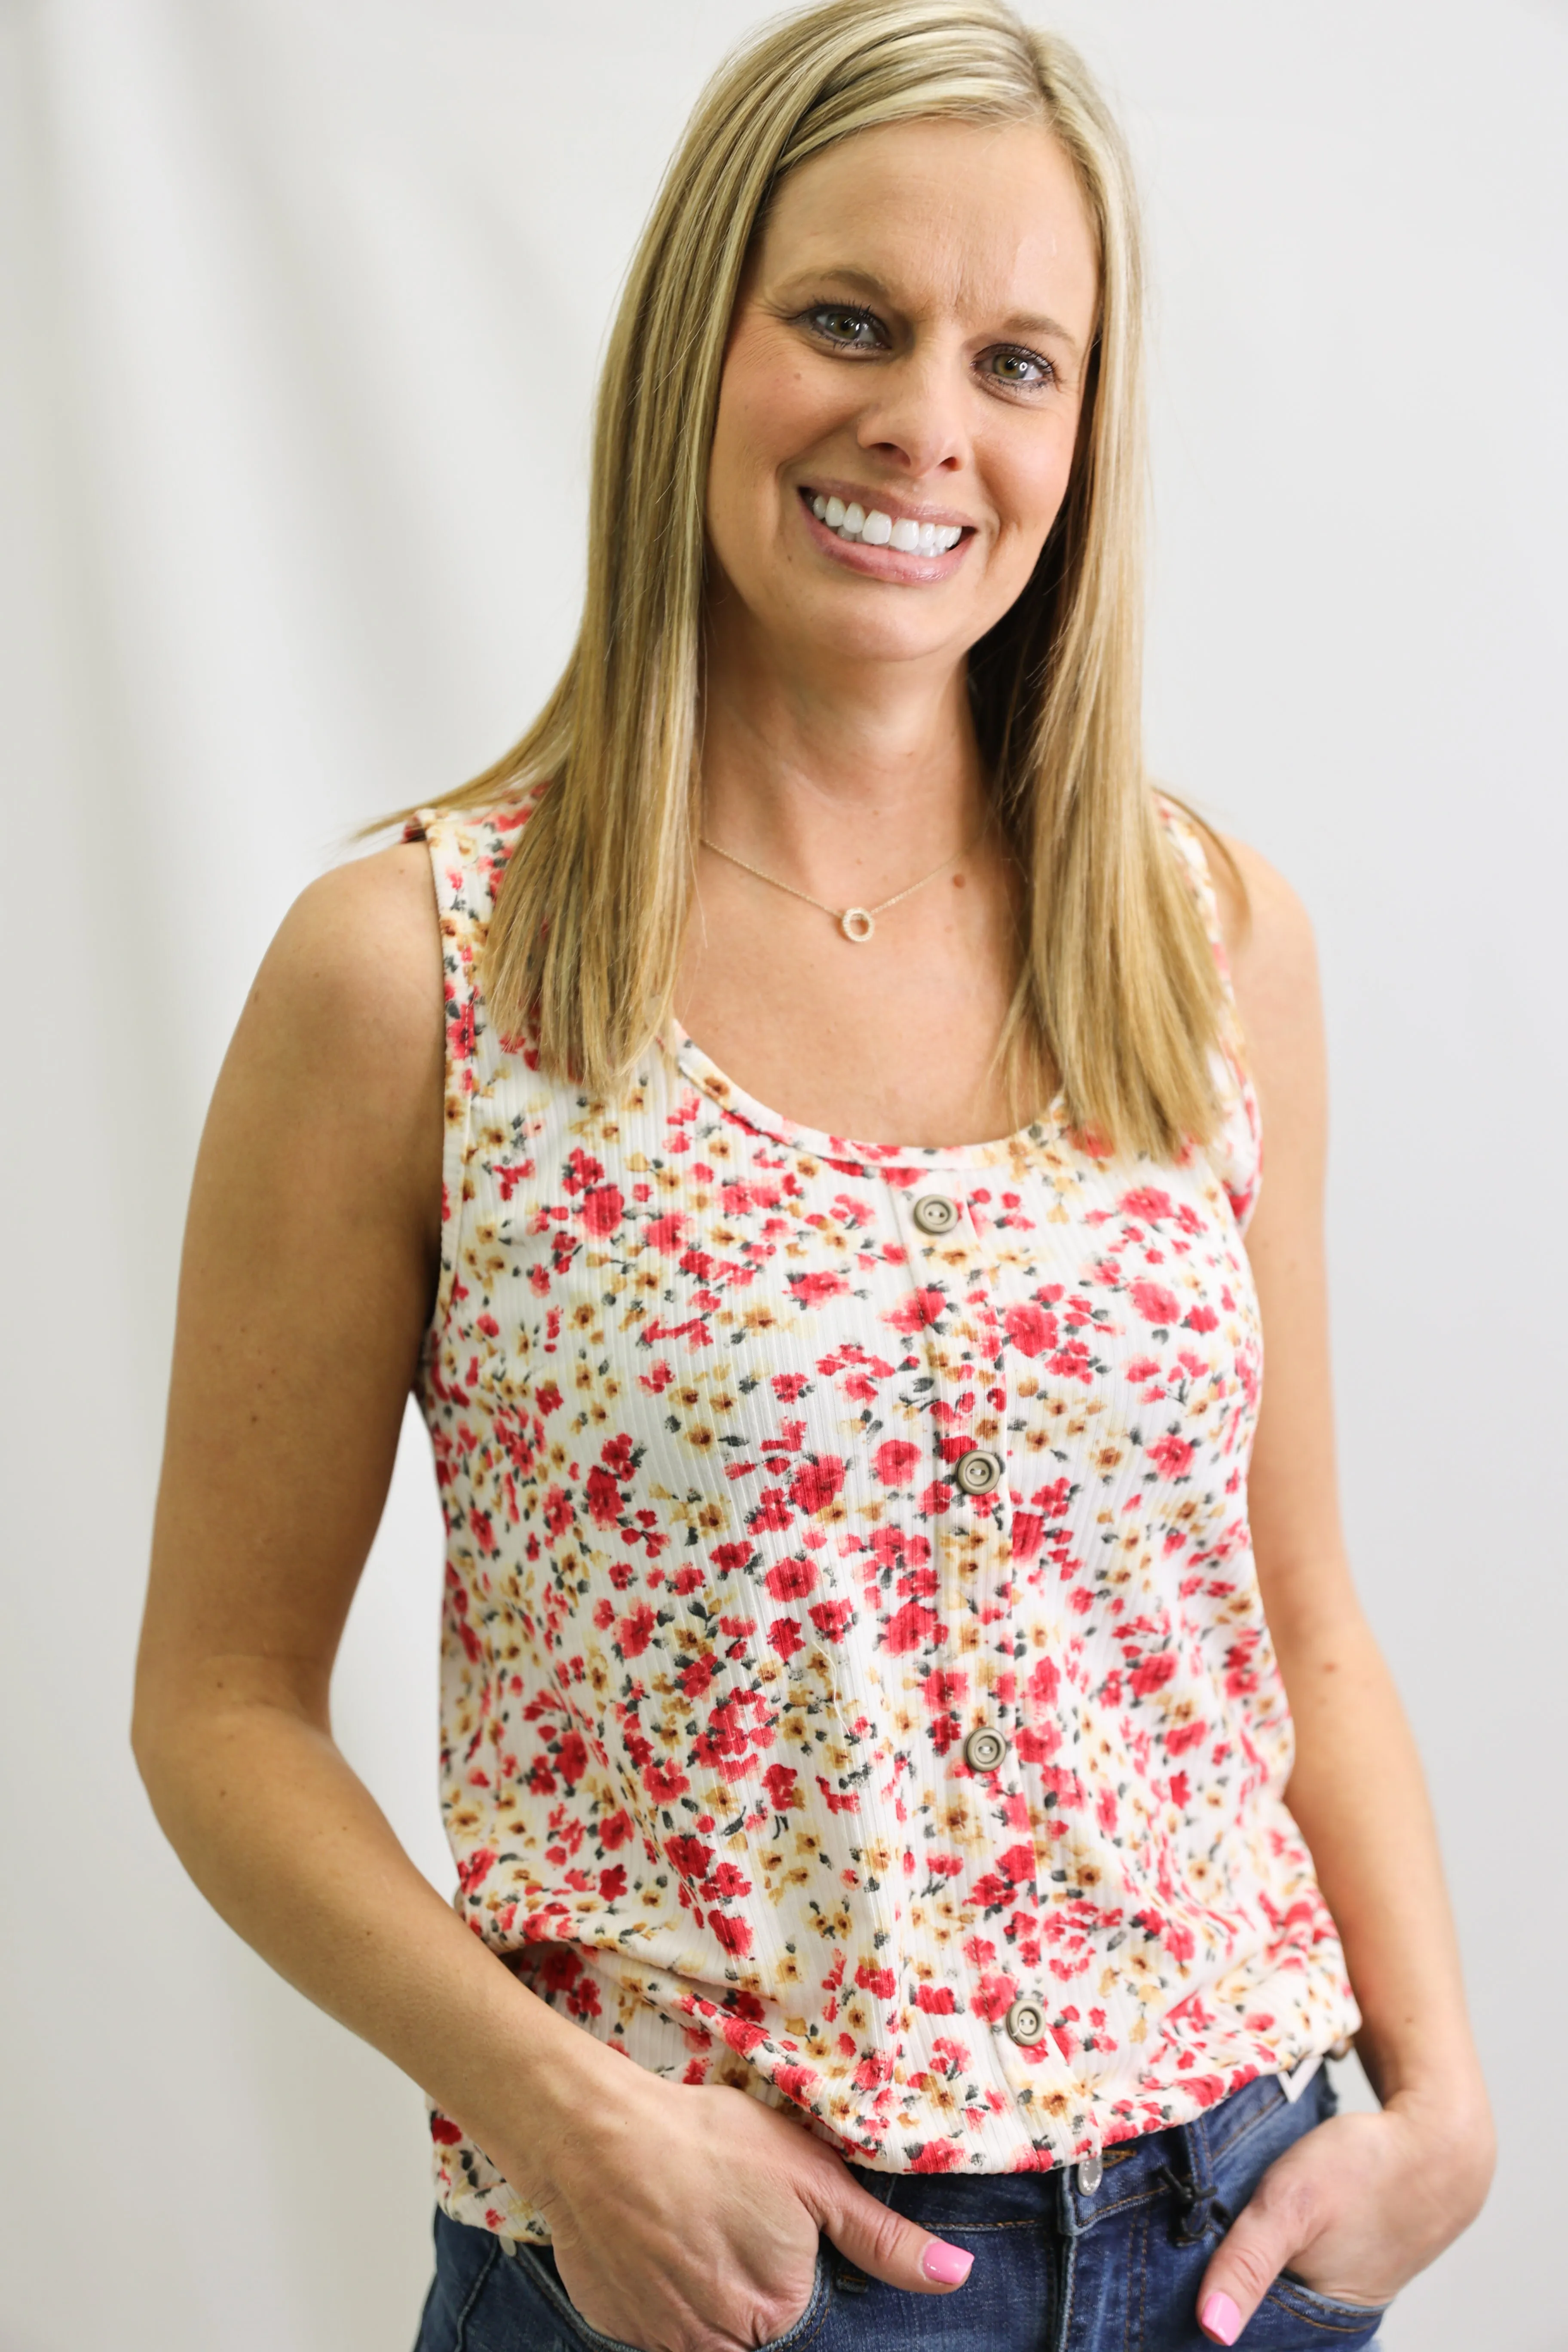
[411,0,1233,1160]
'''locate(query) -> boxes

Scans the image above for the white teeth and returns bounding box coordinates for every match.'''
[808,491,966,556]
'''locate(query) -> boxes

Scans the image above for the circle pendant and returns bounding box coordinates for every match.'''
[839,908,875,943]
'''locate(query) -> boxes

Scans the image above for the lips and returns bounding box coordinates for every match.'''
[796,484,973,575]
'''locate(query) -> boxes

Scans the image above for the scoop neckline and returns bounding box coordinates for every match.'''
[661,1014,1070,1171]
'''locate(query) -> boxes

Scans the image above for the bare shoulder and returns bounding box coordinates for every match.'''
[248,841,443,1083]
[198,840,445,1264]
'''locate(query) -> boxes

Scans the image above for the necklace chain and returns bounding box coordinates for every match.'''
[698,831,971,943]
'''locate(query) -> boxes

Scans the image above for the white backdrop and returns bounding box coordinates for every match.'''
[3,2,1565,2346]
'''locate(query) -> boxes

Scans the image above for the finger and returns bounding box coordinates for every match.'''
[1196,2171,1314,2344]
[814,2171,973,2294]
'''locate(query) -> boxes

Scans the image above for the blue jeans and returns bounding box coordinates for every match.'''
[413,2064,1388,2350]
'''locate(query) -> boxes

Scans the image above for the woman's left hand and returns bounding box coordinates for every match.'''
[1196,2090,1494,2343]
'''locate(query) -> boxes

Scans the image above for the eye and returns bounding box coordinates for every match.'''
[801,303,886,351]
[982,346,1057,389]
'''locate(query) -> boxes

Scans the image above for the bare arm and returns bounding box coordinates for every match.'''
[132,846,963,2349]
[1194,841,1494,2340]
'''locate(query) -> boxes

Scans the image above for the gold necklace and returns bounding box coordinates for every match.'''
[698,831,971,943]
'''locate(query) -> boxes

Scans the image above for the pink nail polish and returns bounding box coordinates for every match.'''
[1200,2289,1242,2345]
[921,2240,974,2286]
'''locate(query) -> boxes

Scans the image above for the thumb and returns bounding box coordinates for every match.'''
[1196,2176,1308,2344]
[816,2171,974,2295]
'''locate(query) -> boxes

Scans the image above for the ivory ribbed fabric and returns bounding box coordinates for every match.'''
[407,795,1356,2240]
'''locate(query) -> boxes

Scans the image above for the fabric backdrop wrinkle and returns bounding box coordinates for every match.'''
[2,3,1563,2347]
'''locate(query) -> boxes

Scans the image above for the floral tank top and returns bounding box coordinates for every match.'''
[408,795,1357,2240]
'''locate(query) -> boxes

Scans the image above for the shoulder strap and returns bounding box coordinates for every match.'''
[1151,793,1262,1231]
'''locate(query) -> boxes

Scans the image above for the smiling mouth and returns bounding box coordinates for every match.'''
[799,487,966,556]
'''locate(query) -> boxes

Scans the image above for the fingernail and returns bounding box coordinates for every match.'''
[921,2239,973,2286]
[1200,2290,1242,2345]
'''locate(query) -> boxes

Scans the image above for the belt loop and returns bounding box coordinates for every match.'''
[1170,2105,1217,2245]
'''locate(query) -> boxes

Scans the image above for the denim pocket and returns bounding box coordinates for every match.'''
[1245,2270,1390,2345]
[509,2242,832,2352]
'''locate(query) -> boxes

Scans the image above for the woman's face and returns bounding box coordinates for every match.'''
[705,116,1100,679]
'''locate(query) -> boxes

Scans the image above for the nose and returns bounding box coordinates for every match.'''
[852,345,968,481]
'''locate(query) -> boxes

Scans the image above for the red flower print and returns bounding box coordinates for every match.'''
[646,1213,688,1252]
[1129,1280,1182,1327]
[767,1616,805,1661]
[790,1457,845,1514]
[1118,1186,1176,1223]
[618,1601,656,1657]
[643,1760,690,1802]
[808,1599,855,1642]
[873,1438,921,1485]
[1146,1433,1194,1479]
[787,1270,849,1308]
[765,1557,818,1602]
[1185,1304,1219,1334]
[455,1846,496,1896]
[971,1970,1019,2022]
[557,1732,588,1785]
[665,1834,714,1881]
[585,1464,622,1527]
[855,1960,896,1999]
[1002,1302,1058,1357]
[560,1148,603,1195]
[910,2140,963,2173]
[749,1488,795,1532]
[763,1763,801,1810]
[711,1913,753,1957]
[883,1599,941,1654]
[886,1287,947,1333]
[1011,1513,1044,1563]
[430,2114,464,2145]
[580,1184,625,1236]
[598,1865,627,1900]
[1130,1651,1177,1697]
[915,1982,957,2013]
[773,2063,820,2107]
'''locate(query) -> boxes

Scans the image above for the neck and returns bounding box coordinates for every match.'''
[699,603,988,880]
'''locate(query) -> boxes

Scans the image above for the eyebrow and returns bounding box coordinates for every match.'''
[778,264,1084,360]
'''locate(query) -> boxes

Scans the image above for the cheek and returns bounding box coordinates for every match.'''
[986,423,1079,572]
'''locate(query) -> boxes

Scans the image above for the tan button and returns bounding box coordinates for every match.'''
[953,1448,1003,1496]
[962,1726,1008,1773]
[1078,2153,1103,2196]
[912,1194,959,1236]
[1004,1997,1045,2046]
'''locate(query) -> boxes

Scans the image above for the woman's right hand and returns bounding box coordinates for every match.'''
[487,2048,974,2350]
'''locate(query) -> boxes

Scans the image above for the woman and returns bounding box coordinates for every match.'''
[133,4,1494,2347]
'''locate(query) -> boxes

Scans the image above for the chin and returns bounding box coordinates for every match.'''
[784,598,969,669]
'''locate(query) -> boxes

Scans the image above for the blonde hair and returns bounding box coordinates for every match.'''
[413,0,1233,1159]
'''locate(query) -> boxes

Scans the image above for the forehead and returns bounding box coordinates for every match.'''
[756,116,1099,328]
